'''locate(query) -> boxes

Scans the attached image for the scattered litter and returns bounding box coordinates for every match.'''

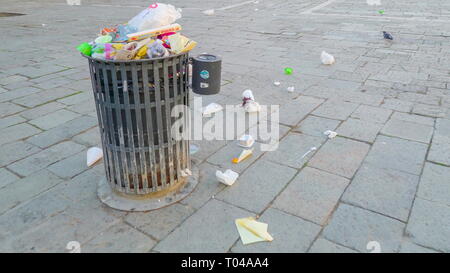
[42,23,47,27]
[273,81,281,86]
[254,8,259,11]
[320,51,335,65]
[203,9,215,16]
[287,86,295,93]
[366,0,381,5]
[189,144,200,155]
[242,89,261,113]
[87,147,103,167]
[284,67,293,75]
[66,0,81,6]
[235,217,273,245]
[202,102,223,116]
[383,31,393,40]
[216,169,239,186]
[181,168,192,177]
[324,130,338,139]
[232,149,253,164]
[301,147,317,159]
[238,134,255,148]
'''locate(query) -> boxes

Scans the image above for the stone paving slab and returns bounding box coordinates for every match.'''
[406,198,450,253]
[154,199,251,253]
[337,118,383,143]
[364,135,428,176]
[262,132,324,169]
[323,203,405,253]
[0,169,63,215]
[82,222,156,253]
[216,159,297,213]
[125,203,195,241]
[308,238,358,253]
[381,118,434,144]
[416,162,450,206]
[342,163,419,221]
[231,208,321,253]
[273,167,349,225]
[293,115,341,137]
[309,137,370,178]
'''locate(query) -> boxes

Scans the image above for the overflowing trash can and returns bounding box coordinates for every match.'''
[77,3,224,211]
[84,52,200,211]
[87,53,190,193]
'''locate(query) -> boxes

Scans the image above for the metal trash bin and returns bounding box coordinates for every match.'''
[84,53,198,211]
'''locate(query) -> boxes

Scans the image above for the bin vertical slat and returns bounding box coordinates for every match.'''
[172,56,181,181]
[120,63,139,193]
[100,62,121,190]
[180,55,190,170]
[110,63,131,191]
[153,60,166,189]
[141,62,158,192]
[163,59,175,186]
[89,60,111,183]
[131,62,149,193]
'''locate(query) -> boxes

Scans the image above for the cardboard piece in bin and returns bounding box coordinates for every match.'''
[127,23,182,41]
[115,38,153,60]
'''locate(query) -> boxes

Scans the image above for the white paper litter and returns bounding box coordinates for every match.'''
[324,130,338,139]
[367,0,381,6]
[202,102,223,116]
[287,86,295,93]
[238,134,255,148]
[87,147,103,167]
[321,51,335,65]
[216,169,239,186]
[203,9,215,16]
[273,81,281,86]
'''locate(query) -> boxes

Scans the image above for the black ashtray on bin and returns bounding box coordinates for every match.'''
[191,54,222,95]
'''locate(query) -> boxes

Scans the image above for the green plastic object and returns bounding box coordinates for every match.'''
[284,67,293,75]
[378,10,385,14]
[77,42,92,56]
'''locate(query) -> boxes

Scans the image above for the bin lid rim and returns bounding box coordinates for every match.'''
[80,52,189,63]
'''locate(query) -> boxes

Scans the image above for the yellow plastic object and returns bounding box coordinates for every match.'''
[134,45,148,59]
[235,217,273,245]
[232,149,253,164]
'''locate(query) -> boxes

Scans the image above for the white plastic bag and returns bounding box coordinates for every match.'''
[216,169,239,186]
[128,3,182,31]
[321,51,335,65]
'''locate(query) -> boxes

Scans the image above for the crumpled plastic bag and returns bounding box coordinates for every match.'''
[216,169,239,186]
[321,51,335,65]
[147,39,169,58]
[128,3,182,31]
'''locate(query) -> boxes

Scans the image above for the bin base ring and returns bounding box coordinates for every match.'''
[97,166,199,212]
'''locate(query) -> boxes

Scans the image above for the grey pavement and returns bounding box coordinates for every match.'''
[0,0,449,253]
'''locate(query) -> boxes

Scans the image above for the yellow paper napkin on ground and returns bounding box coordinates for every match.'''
[235,217,273,245]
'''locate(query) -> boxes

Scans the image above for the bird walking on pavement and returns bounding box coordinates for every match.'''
[383,31,394,40]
